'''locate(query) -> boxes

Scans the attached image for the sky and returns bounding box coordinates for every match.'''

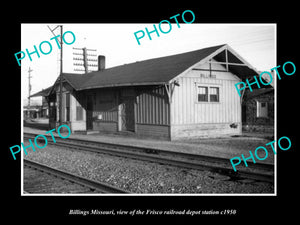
[21,23,276,105]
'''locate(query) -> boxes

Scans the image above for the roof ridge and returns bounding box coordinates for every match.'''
[104,44,227,71]
[62,44,227,76]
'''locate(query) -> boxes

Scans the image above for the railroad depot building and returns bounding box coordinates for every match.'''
[38,44,271,140]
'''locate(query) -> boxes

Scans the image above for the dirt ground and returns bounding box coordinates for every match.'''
[23,118,275,165]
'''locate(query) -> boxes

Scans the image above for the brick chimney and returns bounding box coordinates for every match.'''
[98,55,105,71]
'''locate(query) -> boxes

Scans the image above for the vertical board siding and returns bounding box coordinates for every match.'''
[137,86,170,125]
[92,89,118,122]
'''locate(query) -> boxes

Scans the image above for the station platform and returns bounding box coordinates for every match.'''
[23,120,275,165]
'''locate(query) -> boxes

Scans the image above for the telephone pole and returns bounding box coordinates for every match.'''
[28,67,33,107]
[47,25,63,126]
[59,25,63,126]
[73,47,98,73]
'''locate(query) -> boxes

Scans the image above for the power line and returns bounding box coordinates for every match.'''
[233,38,274,47]
[73,47,98,73]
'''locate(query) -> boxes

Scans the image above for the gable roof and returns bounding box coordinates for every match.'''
[51,44,262,93]
[30,86,53,98]
[62,44,228,91]
[244,87,274,100]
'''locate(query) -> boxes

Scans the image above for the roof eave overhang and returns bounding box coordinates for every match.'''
[75,81,167,91]
[47,74,79,95]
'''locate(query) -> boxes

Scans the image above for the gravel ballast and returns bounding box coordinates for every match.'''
[23,127,275,164]
[23,140,274,194]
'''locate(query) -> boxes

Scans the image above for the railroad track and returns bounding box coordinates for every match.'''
[24,133,274,183]
[24,159,129,194]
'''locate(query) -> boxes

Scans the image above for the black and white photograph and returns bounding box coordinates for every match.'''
[5,5,299,221]
[21,23,276,195]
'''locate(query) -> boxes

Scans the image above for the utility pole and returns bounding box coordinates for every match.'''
[28,67,33,108]
[47,25,63,126]
[59,25,63,127]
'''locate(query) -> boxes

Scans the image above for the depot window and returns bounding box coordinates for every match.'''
[197,86,208,102]
[197,86,220,102]
[209,87,219,102]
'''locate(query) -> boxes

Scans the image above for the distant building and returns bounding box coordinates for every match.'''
[27,86,52,119]
[33,44,271,139]
[23,106,40,119]
[242,88,274,133]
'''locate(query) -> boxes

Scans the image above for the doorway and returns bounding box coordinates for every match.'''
[119,89,135,132]
[120,97,135,131]
[86,95,93,130]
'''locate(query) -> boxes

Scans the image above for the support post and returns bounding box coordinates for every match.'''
[240,87,246,104]
[164,83,174,141]
[225,48,229,71]
[165,83,176,103]
[209,60,212,77]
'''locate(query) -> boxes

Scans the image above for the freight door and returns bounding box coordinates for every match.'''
[120,97,135,131]
[119,87,135,132]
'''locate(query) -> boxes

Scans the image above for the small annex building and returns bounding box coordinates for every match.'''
[41,44,269,140]
[242,87,274,133]
[29,86,53,118]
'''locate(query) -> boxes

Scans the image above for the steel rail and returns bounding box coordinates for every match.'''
[54,141,274,183]
[24,159,129,194]
[24,134,274,183]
